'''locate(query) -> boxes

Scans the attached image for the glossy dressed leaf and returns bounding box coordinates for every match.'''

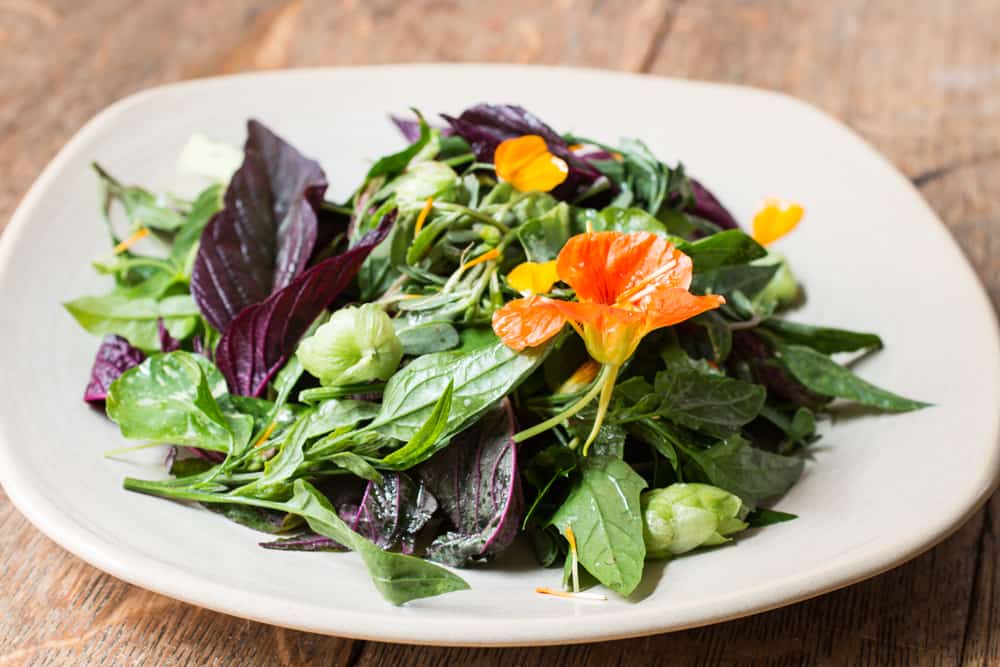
[692,263,780,300]
[517,203,572,261]
[350,472,438,554]
[379,381,453,470]
[191,120,328,331]
[549,456,647,596]
[651,366,766,438]
[679,436,803,508]
[214,213,394,396]
[764,319,883,354]
[778,344,928,411]
[65,294,200,353]
[306,399,380,438]
[393,320,460,356]
[575,207,668,236]
[679,229,767,272]
[418,402,523,566]
[83,335,145,404]
[107,351,252,453]
[373,336,547,442]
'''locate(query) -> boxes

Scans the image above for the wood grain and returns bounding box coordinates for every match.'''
[0,1,997,665]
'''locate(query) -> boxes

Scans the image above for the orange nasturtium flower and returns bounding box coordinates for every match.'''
[493,231,725,453]
[494,135,569,193]
[752,198,804,245]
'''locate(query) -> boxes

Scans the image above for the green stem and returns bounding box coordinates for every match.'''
[433,202,510,234]
[513,365,611,443]
[581,365,620,456]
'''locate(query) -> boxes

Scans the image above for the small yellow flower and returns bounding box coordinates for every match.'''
[752,198,804,246]
[494,135,569,192]
[507,260,559,294]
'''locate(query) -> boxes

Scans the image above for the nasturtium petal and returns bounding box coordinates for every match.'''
[491,296,566,351]
[752,198,804,245]
[495,135,569,193]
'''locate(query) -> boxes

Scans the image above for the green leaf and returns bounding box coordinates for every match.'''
[576,206,668,236]
[691,311,733,362]
[679,230,767,272]
[517,203,572,261]
[306,399,380,438]
[373,337,547,442]
[692,263,780,300]
[171,184,225,274]
[778,344,929,412]
[65,293,200,352]
[234,410,315,497]
[678,436,803,508]
[393,320,460,356]
[379,381,454,469]
[123,478,469,605]
[747,508,798,527]
[367,113,431,180]
[329,451,383,482]
[94,163,185,231]
[648,366,766,438]
[107,351,251,453]
[549,456,647,596]
[763,319,883,354]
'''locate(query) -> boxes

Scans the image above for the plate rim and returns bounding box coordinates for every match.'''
[2,63,998,647]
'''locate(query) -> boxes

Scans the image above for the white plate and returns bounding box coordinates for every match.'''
[1,65,997,647]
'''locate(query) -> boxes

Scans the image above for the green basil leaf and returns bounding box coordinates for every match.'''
[517,203,572,261]
[692,263,780,300]
[650,366,766,438]
[172,183,225,274]
[763,319,883,354]
[746,508,798,527]
[64,293,200,352]
[393,320,461,356]
[678,436,803,509]
[374,337,547,442]
[574,207,667,236]
[366,113,431,180]
[107,351,251,453]
[778,344,929,412]
[549,456,647,596]
[379,380,454,469]
[679,229,767,272]
[306,399,380,438]
[330,451,383,482]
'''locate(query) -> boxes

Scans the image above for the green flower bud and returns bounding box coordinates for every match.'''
[390,161,458,210]
[641,483,748,559]
[754,251,800,309]
[296,304,403,387]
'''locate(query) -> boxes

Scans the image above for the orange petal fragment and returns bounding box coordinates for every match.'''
[507,260,559,294]
[495,135,569,193]
[556,231,693,305]
[641,287,726,330]
[460,247,501,272]
[491,296,567,351]
[414,197,434,234]
[752,198,804,245]
[112,227,150,254]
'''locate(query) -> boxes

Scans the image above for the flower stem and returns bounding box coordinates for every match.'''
[512,365,611,443]
[581,365,620,456]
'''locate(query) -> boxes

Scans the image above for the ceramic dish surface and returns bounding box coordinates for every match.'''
[1,65,997,646]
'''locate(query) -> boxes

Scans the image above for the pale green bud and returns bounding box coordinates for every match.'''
[754,251,800,308]
[296,304,402,387]
[641,483,748,558]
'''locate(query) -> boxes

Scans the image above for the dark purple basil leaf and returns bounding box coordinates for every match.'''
[442,104,605,202]
[214,212,395,396]
[687,179,739,231]
[391,115,425,143]
[351,472,438,555]
[83,335,145,404]
[191,120,328,332]
[417,400,523,567]
[260,534,346,552]
[157,318,181,352]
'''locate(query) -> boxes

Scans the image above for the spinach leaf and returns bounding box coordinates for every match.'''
[763,319,883,354]
[679,229,767,272]
[778,344,929,412]
[373,337,547,442]
[107,351,252,453]
[549,456,647,596]
[417,402,523,566]
[678,436,803,508]
[64,294,199,352]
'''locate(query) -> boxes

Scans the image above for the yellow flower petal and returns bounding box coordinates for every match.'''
[752,198,804,246]
[495,135,569,193]
[507,259,559,294]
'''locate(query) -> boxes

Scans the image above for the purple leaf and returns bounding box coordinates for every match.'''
[351,472,438,555]
[417,400,523,566]
[730,330,827,410]
[260,534,346,552]
[157,318,181,352]
[687,179,739,231]
[83,335,145,404]
[191,120,328,332]
[214,212,395,396]
[442,104,606,202]
[390,114,453,143]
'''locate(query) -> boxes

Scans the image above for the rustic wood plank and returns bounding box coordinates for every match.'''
[0,0,997,665]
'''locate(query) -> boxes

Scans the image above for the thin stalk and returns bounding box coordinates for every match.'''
[513,365,611,443]
[581,365,620,456]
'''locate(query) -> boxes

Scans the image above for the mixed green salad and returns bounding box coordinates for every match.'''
[67,105,927,605]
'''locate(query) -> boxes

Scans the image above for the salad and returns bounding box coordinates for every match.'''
[66,105,927,605]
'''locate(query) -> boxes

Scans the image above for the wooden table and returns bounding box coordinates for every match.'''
[1,1,997,664]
